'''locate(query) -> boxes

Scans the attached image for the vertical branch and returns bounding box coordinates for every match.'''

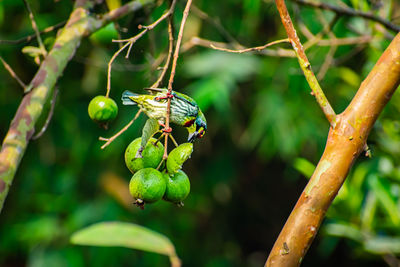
[152,14,175,88]
[163,0,193,159]
[266,33,400,266]
[275,0,336,127]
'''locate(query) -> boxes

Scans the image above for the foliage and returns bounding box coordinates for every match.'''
[0,0,399,266]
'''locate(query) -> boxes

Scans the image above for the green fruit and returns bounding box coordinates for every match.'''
[163,170,190,203]
[129,168,166,203]
[88,95,118,122]
[166,143,193,174]
[125,137,164,173]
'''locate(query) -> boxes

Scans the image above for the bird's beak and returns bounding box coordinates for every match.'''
[188,131,198,143]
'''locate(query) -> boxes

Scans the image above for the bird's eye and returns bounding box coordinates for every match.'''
[198,129,204,138]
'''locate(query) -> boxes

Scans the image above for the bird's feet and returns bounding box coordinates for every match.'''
[158,121,173,133]
[155,92,174,101]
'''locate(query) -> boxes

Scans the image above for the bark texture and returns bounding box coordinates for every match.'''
[266,32,400,266]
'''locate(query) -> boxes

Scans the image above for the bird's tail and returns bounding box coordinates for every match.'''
[122,90,138,105]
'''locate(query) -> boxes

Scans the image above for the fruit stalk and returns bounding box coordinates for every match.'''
[0,0,154,213]
[163,0,193,159]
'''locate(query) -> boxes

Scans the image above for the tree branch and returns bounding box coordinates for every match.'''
[275,0,337,127]
[294,0,400,33]
[0,0,154,213]
[266,32,400,267]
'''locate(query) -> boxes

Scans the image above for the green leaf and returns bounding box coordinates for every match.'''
[141,118,160,149]
[70,222,176,256]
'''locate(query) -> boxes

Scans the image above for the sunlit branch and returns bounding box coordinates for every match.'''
[275,0,337,127]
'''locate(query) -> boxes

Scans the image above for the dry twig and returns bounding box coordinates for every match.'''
[0,56,26,89]
[294,0,400,33]
[23,0,47,57]
[99,110,143,149]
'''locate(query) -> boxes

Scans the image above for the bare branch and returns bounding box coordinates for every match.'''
[99,110,143,149]
[294,0,400,33]
[209,38,290,54]
[0,56,26,89]
[275,0,337,127]
[182,36,296,57]
[23,0,47,56]
[0,21,66,45]
[151,13,175,88]
[266,32,400,267]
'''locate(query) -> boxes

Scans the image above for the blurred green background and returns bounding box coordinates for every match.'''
[1,0,400,266]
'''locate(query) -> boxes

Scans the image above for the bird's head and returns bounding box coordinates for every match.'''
[187,110,207,143]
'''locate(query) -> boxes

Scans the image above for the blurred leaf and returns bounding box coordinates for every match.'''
[360,191,377,231]
[22,46,43,57]
[324,222,363,242]
[364,236,400,254]
[71,222,177,256]
[293,158,315,179]
[368,174,400,226]
[336,67,361,87]
[184,51,259,79]
[105,0,121,10]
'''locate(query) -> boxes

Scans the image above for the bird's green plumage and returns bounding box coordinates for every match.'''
[122,89,206,142]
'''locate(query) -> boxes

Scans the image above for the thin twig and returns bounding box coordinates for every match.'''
[107,0,177,97]
[151,7,175,88]
[316,10,337,80]
[0,56,26,89]
[167,0,192,90]
[191,5,239,45]
[210,38,290,53]
[0,21,66,45]
[303,14,339,50]
[106,42,131,98]
[182,36,296,57]
[169,134,178,147]
[163,0,193,160]
[32,87,58,140]
[294,0,400,32]
[23,0,47,56]
[275,0,337,127]
[99,110,142,149]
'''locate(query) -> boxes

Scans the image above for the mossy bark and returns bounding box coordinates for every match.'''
[0,0,154,213]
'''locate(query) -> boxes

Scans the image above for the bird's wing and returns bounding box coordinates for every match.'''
[172,91,198,108]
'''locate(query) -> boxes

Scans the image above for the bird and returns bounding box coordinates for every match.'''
[122,88,207,143]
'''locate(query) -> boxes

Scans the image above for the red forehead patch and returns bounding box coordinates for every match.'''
[184,119,195,127]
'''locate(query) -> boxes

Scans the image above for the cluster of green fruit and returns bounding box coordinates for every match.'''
[88,95,194,208]
[125,138,193,207]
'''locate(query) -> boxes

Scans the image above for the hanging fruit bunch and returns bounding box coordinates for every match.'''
[88,87,206,208]
[88,0,200,208]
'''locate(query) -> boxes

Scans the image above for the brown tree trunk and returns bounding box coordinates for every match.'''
[266,32,400,266]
